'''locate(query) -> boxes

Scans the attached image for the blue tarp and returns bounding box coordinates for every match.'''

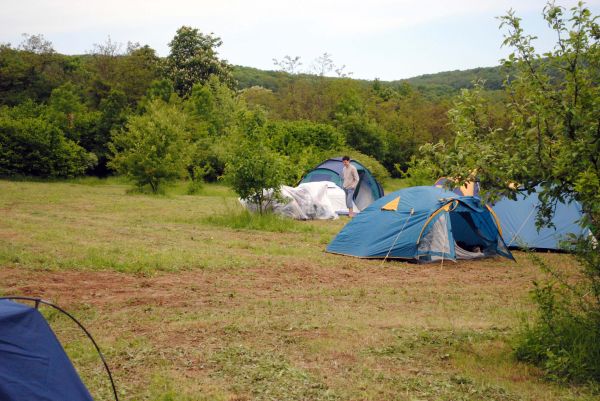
[326,186,513,262]
[0,300,94,401]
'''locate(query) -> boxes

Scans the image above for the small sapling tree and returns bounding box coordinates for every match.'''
[224,137,288,215]
[109,99,193,193]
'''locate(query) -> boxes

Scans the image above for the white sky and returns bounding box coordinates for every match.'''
[2,0,599,80]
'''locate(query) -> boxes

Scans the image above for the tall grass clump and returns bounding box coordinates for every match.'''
[203,210,320,233]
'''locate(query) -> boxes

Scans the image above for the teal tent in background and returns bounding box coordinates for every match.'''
[299,157,384,211]
[326,186,513,262]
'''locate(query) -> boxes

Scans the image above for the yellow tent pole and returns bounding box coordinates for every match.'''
[486,204,503,237]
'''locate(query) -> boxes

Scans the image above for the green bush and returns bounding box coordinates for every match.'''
[109,100,193,193]
[514,278,600,383]
[260,120,345,181]
[0,106,95,177]
[263,120,345,155]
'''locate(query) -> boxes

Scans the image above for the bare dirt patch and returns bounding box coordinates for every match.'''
[0,257,536,310]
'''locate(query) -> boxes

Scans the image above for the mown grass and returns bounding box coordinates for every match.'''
[0,179,337,273]
[0,178,597,401]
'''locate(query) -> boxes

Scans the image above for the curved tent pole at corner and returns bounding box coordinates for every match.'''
[415,199,460,245]
[485,204,503,237]
[0,296,120,401]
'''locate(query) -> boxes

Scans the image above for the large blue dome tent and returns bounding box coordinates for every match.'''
[299,157,384,211]
[326,186,514,262]
[492,191,592,250]
[433,178,592,251]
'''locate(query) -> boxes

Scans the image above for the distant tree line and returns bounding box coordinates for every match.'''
[0,26,508,190]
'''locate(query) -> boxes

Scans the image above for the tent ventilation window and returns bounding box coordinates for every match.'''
[381,197,400,211]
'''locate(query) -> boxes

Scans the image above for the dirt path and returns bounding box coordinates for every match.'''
[0,258,533,310]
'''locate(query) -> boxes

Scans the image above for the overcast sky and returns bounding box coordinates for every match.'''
[2,0,599,81]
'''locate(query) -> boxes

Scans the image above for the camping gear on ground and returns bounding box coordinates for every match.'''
[240,181,343,220]
[326,186,514,262]
[322,181,356,215]
[0,297,118,401]
[299,157,384,211]
[492,191,592,250]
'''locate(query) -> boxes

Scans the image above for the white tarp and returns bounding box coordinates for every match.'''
[322,181,353,215]
[240,181,350,220]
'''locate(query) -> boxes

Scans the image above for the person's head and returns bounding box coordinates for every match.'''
[342,155,350,166]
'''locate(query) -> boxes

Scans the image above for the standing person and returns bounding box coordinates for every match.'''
[342,156,359,217]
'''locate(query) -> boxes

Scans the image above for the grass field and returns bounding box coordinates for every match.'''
[0,178,597,401]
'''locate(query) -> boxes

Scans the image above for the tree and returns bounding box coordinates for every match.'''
[108,100,193,193]
[187,75,240,137]
[272,55,302,74]
[18,33,54,54]
[46,82,86,140]
[88,89,128,175]
[422,2,599,230]
[311,52,334,77]
[223,139,289,214]
[166,26,234,97]
[116,43,162,104]
[88,36,122,88]
[418,1,600,382]
[0,43,74,105]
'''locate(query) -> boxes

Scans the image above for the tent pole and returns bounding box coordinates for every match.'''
[381,208,414,266]
[507,205,537,248]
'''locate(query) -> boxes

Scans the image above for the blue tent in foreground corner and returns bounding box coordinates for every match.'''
[492,191,592,250]
[299,157,384,211]
[0,299,94,401]
[327,186,514,262]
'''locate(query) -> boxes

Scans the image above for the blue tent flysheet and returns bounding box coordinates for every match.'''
[326,186,514,262]
[0,299,94,401]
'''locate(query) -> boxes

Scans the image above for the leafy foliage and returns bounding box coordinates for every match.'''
[109,100,193,193]
[223,137,289,214]
[1,25,514,184]
[166,26,234,98]
[415,1,600,382]
[0,101,95,177]
[261,119,345,181]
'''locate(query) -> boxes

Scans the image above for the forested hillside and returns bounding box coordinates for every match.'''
[234,64,506,95]
[0,30,508,187]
